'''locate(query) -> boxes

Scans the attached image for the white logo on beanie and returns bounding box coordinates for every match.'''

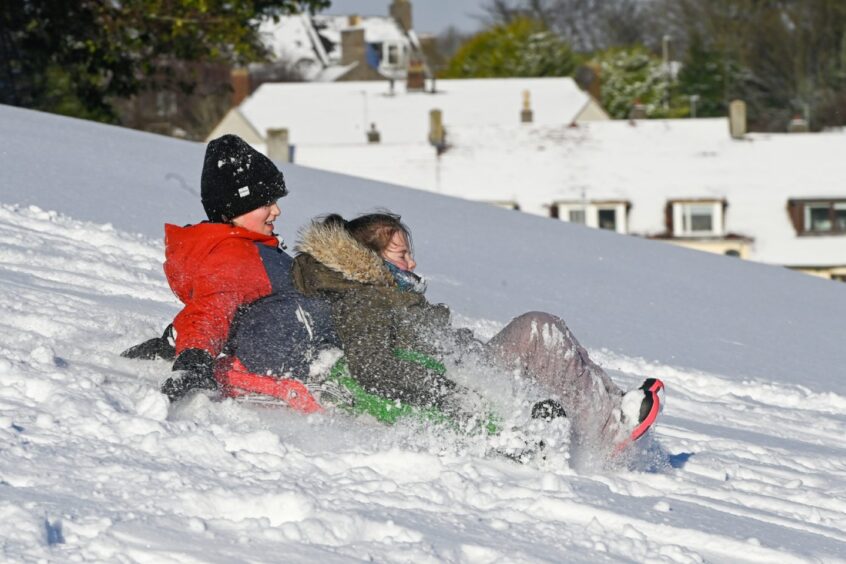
[238,186,250,198]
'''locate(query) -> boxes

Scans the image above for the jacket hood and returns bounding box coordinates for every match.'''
[164,222,278,302]
[295,221,396,287]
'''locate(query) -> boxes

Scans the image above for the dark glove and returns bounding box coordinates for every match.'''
[120,324,176,361]
[161,348,216,402]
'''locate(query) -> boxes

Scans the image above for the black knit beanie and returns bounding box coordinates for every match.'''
[201,134,288,222]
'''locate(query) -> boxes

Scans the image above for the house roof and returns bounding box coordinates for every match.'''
[294,117,846,267]
[313,15,410,52]
[258,14,416,81]
[238,77,601,146]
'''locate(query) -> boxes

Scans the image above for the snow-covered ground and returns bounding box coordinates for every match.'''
[2,106,846,562]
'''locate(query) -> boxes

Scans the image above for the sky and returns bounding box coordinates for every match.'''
[2,105,846,562]
[320,0,488,34]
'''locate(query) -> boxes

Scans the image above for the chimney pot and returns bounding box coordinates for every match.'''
[266,128,290,163]
[729,99,747,139]
[429,109,445,147]
[521,90,533,123]
[367,123,381,143]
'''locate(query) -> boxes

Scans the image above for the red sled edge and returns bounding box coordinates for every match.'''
[214,356,324,414]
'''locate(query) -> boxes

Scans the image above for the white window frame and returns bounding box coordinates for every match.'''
[567,207,586,224]
[383,41,404,68]
[804,201,846,233]
[672,201,724,237]
[555,201,628,234]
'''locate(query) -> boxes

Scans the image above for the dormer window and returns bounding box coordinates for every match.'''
[567,208,586,224]
[669,200,725,237]
[787,199,846,235]
[551,200,630,234]
[383,41,405,68]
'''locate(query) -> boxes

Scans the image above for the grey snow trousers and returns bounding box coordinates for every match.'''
[486,312,626,453]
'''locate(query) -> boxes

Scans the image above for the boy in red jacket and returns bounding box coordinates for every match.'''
[159,134,289,401]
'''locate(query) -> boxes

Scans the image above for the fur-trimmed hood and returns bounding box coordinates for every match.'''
[293,221,396,291]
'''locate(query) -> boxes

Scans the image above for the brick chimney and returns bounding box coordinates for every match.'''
[341,27,366,67]
[390,0,412,32]
[407,59,425,91]
[230,68,251,107]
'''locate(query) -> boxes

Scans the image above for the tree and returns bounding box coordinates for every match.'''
[592,46,686,119]
[0,0,329,122]
[442,18,576,78]
[676,33,738,117]
[480,0,653,52]
[660,0,846,130]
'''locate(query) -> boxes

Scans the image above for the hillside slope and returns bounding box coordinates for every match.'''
[2,104,844,393]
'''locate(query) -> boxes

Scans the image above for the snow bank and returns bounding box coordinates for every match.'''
[1,204,845,562]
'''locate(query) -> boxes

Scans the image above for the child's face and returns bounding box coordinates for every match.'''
[382,231,416,272]
[232,201,281,236]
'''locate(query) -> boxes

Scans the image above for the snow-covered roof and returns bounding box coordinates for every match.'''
[238,78,601,145]
[258,14,414,81]
[295,118,846,267]
[313,15,408,55]
[259,14,323,67]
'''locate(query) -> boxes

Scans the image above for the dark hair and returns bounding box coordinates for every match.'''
[322,211,412,254]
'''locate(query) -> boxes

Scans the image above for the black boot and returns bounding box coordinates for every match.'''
[531,399,567,421]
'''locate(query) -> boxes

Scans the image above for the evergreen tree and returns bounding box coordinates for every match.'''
[0,0,329,122]
[676,33,738,117]
[593,46,682,119]
[442,18,576,78]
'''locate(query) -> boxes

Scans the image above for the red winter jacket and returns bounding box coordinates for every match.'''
[164,222,280,358]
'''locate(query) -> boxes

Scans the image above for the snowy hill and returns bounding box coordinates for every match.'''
[1,105,846,561]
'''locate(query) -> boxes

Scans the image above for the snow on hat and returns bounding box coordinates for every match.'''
[201,134,287,223]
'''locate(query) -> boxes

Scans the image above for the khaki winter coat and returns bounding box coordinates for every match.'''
[292,222,458,408]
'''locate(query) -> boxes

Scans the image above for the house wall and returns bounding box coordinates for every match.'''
[205,109,264,145]
[575,98,610,122]
[793,266,846,281]
[662,239,751,259]
[113,61,231,140]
